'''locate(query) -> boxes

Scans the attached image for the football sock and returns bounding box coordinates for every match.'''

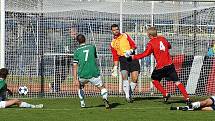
[101,88,108,100]
[78,89,85,102]
[19,102,33,108]
[130,82,137,94]
[177,83,189,100]
[123,80,130,99]
[192,102,201,109]
[152,80,167,97]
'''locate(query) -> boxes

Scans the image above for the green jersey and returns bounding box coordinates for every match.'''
[0,79,7,101]
[73,44,100,79]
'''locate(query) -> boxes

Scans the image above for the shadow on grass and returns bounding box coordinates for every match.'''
[133,97,186,105]
[133,97,163,101]
[94,102,123,109]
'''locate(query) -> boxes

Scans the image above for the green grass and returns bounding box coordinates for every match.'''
[0,97,214,121]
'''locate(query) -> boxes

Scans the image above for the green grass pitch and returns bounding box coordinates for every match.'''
[0,97,214,121]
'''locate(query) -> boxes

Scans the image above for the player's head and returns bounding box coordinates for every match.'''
[212,40,215,47]
[76,34,86,44]
[111,24,120,36]
[70,27,78,40]
[0,68,9,79]
[147,27,157,38]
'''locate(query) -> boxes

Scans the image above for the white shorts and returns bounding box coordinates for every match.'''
[0,101,6,108]
[79,76,103,87]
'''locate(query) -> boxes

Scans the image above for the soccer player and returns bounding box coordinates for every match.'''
[73,34,110,109]
[171,96,215,111]
[130,27,190,104]
[0,68,43,109]
[50,27,78,92]
[110,24,140,103]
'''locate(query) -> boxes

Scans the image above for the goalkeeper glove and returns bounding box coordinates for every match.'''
[124,49,134,58]
[111,66,118,77]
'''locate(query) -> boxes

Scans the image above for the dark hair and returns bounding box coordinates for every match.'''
[76,34,86,44]
[111,24,119,29]
[0,68,9,79]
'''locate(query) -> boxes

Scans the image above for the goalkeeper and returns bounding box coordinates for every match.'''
[0,68,43,108]
[73,34,110,109]
[110,24,140,103]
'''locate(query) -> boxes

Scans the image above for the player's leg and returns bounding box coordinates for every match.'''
[151,69,168,100]
[78,79,87,108]
[119,57,131,102]
[90,76,110,109]
[170,68,189,102]
[175,81,190,102]
[4,99,43,108]
[59,57,68,91]
[121,70,131,102]
[129,59,140,97]
[166,64,189,103]
[130,71,138,94]
[53,57,61,92]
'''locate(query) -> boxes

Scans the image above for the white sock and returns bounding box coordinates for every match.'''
[130,82,137,93]
[192,102,201,109]
[101,88,108,100]
[123,80,130,99]
[19,102,33,108]
[78,89,85,102]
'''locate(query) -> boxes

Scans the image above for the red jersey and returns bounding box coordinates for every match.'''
[110,33,136,61]
[133,36,172,69]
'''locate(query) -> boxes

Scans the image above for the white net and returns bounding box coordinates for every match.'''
[3,0,215,98]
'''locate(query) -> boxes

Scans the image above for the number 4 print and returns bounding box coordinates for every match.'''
[160,41,165,51]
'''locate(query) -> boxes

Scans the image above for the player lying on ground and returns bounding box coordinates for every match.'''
[0,68,43,109]
[127,27,190,104]
[171,96,215,111]
[73,34,110,109]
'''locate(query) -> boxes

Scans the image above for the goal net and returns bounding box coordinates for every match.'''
[2,0,215,98]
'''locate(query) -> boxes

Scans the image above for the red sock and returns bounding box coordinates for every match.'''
[177,83,189,100]
[152,80,167,97]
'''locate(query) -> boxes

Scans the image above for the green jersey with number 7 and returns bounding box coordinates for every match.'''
[73,44,100,79]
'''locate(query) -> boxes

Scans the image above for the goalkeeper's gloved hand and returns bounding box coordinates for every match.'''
[111,66,118,77]
[124,49,134,58]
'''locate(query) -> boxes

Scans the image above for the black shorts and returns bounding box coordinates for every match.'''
[151,64,179,82]
[119,56,140,73]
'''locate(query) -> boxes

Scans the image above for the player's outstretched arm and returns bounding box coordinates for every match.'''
[132,44,153,60]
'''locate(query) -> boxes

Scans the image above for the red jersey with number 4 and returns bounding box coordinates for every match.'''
[133,36,172,69]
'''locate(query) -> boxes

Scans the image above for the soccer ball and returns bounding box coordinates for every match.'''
[18,86,28,95]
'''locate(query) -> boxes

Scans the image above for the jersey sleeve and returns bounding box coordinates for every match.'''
[94,45,98,58]
[167,40,171,49]
[110,44,119,61]
[73,50,78,64]
[133,43,153,60]
[125,33,137,50]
